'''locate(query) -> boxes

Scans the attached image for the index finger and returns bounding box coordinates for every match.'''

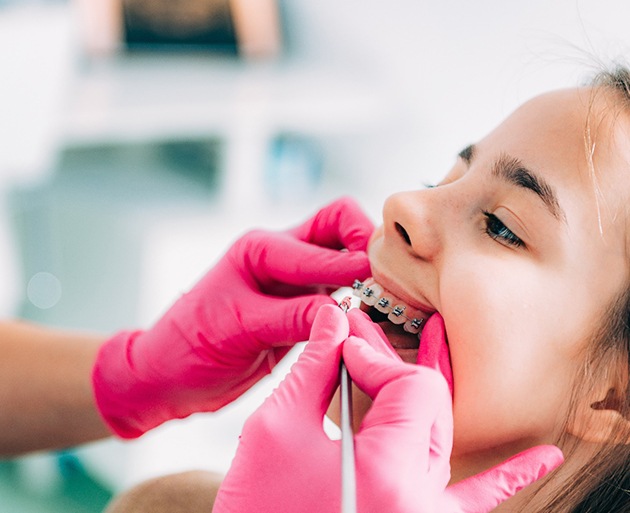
[240,231,370,287]
[343,338,453,481]
[289,197,375,251]
[347,308,400,361]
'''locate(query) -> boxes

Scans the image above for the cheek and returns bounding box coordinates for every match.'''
[440,259,577,451]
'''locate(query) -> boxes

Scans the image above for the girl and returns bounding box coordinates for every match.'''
[214,66,630,512]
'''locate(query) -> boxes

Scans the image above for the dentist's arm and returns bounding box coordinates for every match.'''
[0,197,372,454]
[0,322,110,456]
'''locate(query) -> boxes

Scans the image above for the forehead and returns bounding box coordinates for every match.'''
[482,87,630,237]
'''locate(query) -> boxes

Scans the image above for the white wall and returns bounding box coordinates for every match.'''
[279,1,630,203]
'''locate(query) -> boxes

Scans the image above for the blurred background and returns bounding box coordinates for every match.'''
[1,0,630,511]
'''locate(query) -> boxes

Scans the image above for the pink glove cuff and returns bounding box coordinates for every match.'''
[92,330,158,439]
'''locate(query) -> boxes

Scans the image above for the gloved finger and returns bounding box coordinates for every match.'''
[343,337,453,477]
[342,336,416,400]
[344,320,453,487]
[427,398,455,491]
[343,336,451,430]
[238,230,371,288]
[269,345,294,367]
[216,310,348,513]
[288,196,375,251]
[444,445,564,513]
[413,313,456,483]
[347,308,400,361]
[233,345,295,395]
[263,305,349,421]
[417,313,454,398]
[251,294,337,347]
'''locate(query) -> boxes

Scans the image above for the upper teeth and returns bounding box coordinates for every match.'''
[352,278,428,335]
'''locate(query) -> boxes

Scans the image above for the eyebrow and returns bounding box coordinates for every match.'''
[458,144,566,222]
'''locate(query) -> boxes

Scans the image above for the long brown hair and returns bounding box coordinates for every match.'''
[534,67,630,512]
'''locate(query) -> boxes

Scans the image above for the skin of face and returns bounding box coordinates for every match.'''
[329,87,630,487]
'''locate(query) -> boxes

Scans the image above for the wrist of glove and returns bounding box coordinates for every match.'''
[92,197,373,438]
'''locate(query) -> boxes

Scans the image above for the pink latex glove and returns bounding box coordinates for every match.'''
[92,197,373,438]
[212,306,564,513]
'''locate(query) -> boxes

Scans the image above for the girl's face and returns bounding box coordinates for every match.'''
[367,87,630,476]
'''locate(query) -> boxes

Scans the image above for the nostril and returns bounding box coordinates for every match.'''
[395,222,412,245]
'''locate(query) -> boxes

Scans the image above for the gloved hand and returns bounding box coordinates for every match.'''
[212,306,564,513]
[92,197,373,438]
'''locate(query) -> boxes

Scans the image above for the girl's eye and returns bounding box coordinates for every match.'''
[483,211,524,248]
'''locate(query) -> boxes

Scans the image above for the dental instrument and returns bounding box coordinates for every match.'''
[340,359,356,513]
[338,297,357,513]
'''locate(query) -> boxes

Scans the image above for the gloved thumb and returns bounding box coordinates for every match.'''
[444,444,564,513]
[289,196,375,251]
[264,305,349,421]
[344,336,454,503]
[342,336,450,435]
[417,313,454,397]
[342,335,414,400]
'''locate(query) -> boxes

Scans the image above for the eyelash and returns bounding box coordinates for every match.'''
[424,183,525,248]
[483,211,524,248]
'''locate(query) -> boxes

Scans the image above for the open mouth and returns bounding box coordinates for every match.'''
[362,304,420,349]
[352,277,433,354]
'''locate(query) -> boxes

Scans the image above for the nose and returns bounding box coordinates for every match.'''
[382,190,442,261]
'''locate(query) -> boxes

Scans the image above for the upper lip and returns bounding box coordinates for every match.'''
[370,269,436,314]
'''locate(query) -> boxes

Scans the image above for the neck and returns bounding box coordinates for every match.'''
[450,437,594,512]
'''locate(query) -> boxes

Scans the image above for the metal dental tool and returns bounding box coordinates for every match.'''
[338,296,357,513]
[340,359,357,513]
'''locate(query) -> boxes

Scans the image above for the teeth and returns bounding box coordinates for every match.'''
[362,282,382,306]
[352,279,365,298]
[404,317,424,334]
[361,287,377,305]
[388,304,407,324]
[353,279,431,334]
[375,296,392,314]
